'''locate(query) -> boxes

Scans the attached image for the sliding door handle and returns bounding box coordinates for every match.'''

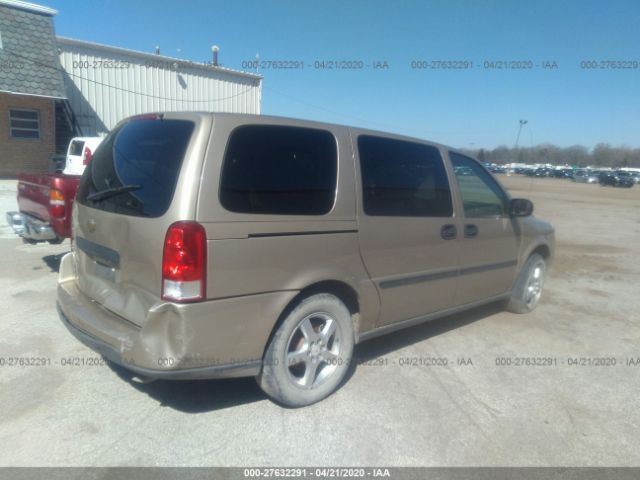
[440,224,457,240]
[464,224,479,238]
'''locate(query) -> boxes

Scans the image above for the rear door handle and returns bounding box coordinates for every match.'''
[464,224,479,238]
[440,224,457,240]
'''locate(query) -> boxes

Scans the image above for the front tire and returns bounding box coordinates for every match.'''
[506,254,547,314]
[257,293,354,407]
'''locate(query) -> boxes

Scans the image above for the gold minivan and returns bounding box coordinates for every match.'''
[57,113,554,407]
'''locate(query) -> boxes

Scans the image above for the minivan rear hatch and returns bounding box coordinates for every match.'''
[74,114,209,326]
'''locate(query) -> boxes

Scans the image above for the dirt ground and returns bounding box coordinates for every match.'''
[0,176,639,467]
[502,175,640,323]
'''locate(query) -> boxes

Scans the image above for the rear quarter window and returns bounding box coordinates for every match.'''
[219,125,338,215]
[77,119,194,217]
[69,140,85,156]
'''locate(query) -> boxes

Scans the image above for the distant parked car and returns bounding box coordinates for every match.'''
[454,166,473,176]
[619,170,640,183]
[533,168,550,177]
[572,170,598,184]
[598,172,634,188]
[62,137,104,176]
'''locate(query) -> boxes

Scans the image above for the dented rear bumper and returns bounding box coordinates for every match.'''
[56,252,297,380]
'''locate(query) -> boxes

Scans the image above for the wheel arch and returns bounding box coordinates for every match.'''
[260,280,362,364]
[521,237,554,270]
[530,243,551,261]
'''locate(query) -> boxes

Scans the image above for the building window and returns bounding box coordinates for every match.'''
[9,109,40,139]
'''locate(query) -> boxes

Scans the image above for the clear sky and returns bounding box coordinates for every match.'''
[46,0,640,149]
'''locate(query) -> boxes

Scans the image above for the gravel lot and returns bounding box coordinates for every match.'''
[0,176,639,467]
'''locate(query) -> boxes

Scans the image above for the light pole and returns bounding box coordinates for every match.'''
[515,119,528,149]
[515,119,528,165]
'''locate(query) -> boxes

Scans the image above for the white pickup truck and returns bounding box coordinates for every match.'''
[62,137,104,176]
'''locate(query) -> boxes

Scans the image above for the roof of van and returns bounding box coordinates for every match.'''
[132,111,455,152]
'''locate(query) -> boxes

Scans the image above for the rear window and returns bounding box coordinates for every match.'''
[69,140,85,156]
[219,125,337,215]
[77,119,194,217]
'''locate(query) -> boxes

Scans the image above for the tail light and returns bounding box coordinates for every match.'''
[49,189,65,218]
[162,222,207,302]
[82,146,92,166]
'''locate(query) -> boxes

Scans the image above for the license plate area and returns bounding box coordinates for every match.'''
[93,261,116,282]
[76,237,120,269]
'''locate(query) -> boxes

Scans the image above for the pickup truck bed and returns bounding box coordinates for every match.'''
[6,172,80,242]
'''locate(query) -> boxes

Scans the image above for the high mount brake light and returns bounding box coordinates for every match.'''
[82,146,92,166]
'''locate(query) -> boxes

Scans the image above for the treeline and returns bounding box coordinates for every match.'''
[459,144,640,168]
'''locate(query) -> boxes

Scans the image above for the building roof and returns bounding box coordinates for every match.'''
[0,1,66,98]
[57,37,263,81]
[0,0,56,16]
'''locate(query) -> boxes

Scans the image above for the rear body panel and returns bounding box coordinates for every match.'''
[58,252,296,374]
[72,113,212,327]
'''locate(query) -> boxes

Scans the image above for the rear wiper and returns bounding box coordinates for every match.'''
[86,184,141,202]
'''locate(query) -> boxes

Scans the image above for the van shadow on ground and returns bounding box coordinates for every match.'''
[108,301,504,413]
[42,253,65,273]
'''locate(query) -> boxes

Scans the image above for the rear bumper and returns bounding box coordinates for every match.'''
[5,211,57,241]
[56,252,298,380]
[57,302,261,380]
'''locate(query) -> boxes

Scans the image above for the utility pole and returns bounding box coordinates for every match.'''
[515,119,527,149]
[515,119,528,164]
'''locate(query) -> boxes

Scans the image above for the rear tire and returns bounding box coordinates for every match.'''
[506,254,546,314]
[257,293,354,407]
[47,236,64,245]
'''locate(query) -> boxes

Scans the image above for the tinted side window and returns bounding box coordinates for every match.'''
[77,119,194,217]
[69,140,85,156]
[358,135,452,217]
[220,125,337,215]
[450,152,509,217]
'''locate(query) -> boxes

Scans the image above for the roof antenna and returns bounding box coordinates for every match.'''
[155,45,160,55]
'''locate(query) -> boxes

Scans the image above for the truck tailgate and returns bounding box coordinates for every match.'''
[16,172,80,239]
[17,173,53,222]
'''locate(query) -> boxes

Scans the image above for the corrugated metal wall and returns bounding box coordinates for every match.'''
[57,38,261,136]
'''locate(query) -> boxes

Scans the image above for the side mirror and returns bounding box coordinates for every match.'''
[509,198,534,217]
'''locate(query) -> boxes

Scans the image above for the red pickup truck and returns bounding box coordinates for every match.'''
[5,137,103,243]
[6,172,80,243]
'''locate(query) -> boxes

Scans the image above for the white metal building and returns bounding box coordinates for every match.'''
[57,37,262,136]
